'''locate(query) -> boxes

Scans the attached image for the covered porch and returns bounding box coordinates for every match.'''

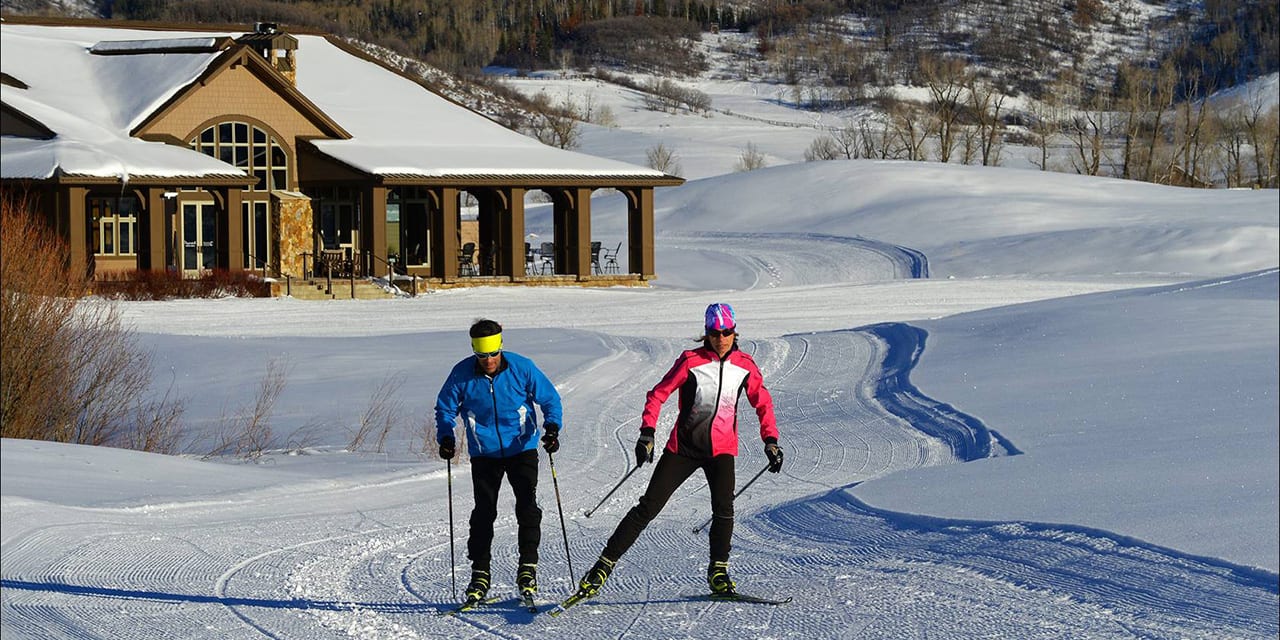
[298,146,682,289]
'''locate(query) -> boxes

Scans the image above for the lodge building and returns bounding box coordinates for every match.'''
[0,18,683,294]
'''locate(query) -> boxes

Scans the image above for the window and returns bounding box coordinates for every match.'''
[243,201,270,269]
[396,187,432,267]
[191,121,289,191]
[90,196,139,256]
[306,186,360,250]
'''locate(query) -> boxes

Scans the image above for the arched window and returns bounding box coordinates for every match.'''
[190,122,288,192]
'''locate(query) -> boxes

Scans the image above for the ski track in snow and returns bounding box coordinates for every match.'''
[653,231,924,290]
[2,243,1277,639]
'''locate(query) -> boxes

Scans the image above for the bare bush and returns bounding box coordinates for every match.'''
[641,77,712,115]
[93,269,268,299]
[577,91,617,127]
[646,143,683,175]
[1,194,184,453]
[414,416,435,456]
[734,142,768,172]
[805,135,842,161]
[806,120,864,161]
[122,371,186,455]
[348,374,404,453]
[284,420,325,455]
[525,91,582,149]
[206,357,291,459]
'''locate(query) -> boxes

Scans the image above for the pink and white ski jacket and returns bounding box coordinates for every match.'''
[642,344,778,459]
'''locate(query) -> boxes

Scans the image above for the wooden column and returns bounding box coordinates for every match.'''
[570,186,592,278]
[145,188,169,273]
[364,185,388,276]
[628,187,655,279]
[65,186,89,279]
[505,187,526,279]
[437,187,460,281]
[552,193,569,274]
[223,187,244,271]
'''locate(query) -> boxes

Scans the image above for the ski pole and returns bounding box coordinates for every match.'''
[447,458,457,599]
[546,451,575,583]
[584,464,642,518]
[692,463,770,534]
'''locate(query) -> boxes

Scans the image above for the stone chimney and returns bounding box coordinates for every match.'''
[237,23,298,86]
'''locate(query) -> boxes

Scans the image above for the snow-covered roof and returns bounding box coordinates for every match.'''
[293,35,668,179]
[0,22,672,183]
[1,24,244,180]
[88,37,227,54]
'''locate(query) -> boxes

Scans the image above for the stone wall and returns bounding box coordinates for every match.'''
[275,194,313,277]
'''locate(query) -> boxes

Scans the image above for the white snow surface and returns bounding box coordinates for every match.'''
[4,36,1280,640]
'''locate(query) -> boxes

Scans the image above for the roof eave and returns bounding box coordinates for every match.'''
[375,173,686,188]
[47,172,256,187]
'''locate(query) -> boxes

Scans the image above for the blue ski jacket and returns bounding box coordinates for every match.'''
[434,350,563,459]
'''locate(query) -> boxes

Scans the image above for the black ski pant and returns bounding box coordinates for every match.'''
[467,449,542,570]
[603,451,735,564]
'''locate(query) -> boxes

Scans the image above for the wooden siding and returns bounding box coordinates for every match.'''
[135,57,326,191]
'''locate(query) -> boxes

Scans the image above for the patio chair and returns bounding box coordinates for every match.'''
[602,242,621,274]
[459,242,477,276]
[539,242,555,274]
[590,241,603,274]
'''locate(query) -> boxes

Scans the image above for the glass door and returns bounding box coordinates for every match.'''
[181,202,216,275]
[403,201,430,268]
[243,200,270,270]
[319,202,357,253]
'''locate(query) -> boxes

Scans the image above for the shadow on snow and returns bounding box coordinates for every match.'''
[0,579,449,614]
[858,321,1019,460]
[751,321,1277,634]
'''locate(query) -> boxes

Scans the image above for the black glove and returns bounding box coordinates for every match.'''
[635,427,655,467]
[439,436,456,460]
[764,440,783,473]
[541,423,560,454]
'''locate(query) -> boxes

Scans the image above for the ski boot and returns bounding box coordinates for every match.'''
[463,568,490,605]
[516,562,538,597]
[576,555,616,597]
[707,561,737,595]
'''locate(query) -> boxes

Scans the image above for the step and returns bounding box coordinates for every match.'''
[282,279,398,300]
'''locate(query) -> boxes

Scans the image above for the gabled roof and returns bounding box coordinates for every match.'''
[1,74,249,181]
[0,20,681,187]
[0,23,253,180]
[131,44,349,140]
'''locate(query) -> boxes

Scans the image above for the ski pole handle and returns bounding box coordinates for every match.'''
[692,463,770,534]
[584,464,642,518]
